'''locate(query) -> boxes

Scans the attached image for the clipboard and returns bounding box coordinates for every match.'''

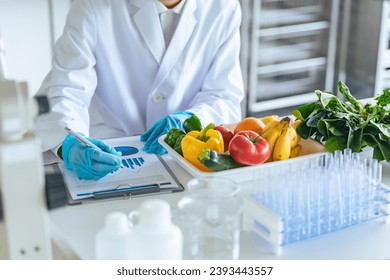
[52,136,184,205]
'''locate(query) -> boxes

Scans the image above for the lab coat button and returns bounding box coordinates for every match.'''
[152,94,164,103]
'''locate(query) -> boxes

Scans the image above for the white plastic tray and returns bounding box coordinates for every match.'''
[158,135,326,183]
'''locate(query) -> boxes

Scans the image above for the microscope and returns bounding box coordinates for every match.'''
[0,32,52,259]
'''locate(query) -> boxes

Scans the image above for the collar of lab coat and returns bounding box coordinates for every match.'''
[130,0,197,88]
[154,0,187,15]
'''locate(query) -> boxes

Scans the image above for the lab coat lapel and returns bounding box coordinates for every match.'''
[153,0,197,89]
[132,0,165,64]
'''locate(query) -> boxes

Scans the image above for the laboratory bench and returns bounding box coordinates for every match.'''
[48,153,390,260]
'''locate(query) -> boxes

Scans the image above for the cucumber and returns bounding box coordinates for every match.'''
[197,149,245,171]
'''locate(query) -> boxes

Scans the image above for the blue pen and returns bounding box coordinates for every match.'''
[65,127,124,167]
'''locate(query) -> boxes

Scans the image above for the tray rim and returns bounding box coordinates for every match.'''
[158,134,327,181]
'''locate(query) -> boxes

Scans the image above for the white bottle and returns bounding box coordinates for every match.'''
[95,211,132,260]
[128,199,183,260]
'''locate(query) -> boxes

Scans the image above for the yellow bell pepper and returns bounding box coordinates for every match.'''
[181,123,224,172]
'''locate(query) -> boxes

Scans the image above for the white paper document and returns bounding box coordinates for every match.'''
[58,137,182,201]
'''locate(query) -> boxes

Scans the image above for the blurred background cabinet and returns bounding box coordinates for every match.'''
[240,0,340,117]
[241,0,390,118]
[379,1,390,93]
[339,0,390,100]
[0,0,71,95]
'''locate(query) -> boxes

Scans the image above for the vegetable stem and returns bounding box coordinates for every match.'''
[338,81,364,113]
[198,123,215,142]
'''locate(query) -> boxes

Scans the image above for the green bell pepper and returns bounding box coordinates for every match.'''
[183,115,202,133]
[164,128,186,148]
[173,134,185,156]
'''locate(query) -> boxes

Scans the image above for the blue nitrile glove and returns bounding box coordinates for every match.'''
[141,111,194,154]
[62,133,122,180]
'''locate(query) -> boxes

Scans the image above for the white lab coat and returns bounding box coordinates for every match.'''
[35,0,245,152]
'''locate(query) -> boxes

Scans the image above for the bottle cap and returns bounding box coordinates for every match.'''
[104,212,129,233]
[139,199,171,230]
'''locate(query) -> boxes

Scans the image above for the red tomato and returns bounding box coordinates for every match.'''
[214,125,234,152]
[228,130,270,165]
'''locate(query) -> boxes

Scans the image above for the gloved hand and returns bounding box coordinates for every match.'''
[141,111,194,154]
[62,133,122,180]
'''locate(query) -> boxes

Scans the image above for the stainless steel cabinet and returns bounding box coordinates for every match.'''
[379,3,390,93]
[338,0,390,100]
[381,2,390,93]
[241,0,340,117]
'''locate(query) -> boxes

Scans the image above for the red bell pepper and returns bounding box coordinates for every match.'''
[214,125,234,152]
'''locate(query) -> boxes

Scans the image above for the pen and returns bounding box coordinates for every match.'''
[76,182,177,200]
[80,184,160,199]
[65,127,102,151]
[65,127,124,167]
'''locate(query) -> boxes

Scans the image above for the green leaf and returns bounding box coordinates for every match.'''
[363,134,390,162]
[325,119,348,136]
[292,110,303,120]
[347,127,363,152]
[315,134,324,142]
[292,102,319,120]
[338,81,363,113]
[317,120,329,138]
[369,122,390,138]
[375,88,390,107]
[316,89,353,115]
[373,146,385,162]
[363,133,378,147]
[377,139,390,162]
[324,136,346,152]
[331,111,356,121]
[316,90,338,108]
[379,133,388,141]
[364,124,380,135]
[307,111,327,128]
[295,121,312,139]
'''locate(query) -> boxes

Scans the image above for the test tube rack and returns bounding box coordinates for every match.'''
[242,149,390,255]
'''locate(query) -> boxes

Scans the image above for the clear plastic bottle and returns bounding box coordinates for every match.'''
[128,199,183,260]
[95,211,132,260]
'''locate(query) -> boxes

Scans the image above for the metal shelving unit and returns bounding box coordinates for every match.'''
[338,0,390,100]
[241,0,339,117]
[376,0,390,94]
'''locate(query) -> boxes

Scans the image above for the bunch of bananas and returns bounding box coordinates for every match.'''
[260,115,302,162]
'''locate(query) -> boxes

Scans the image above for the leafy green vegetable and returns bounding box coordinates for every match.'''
[338,81,364,113]
[292,81,390,162]
[376,88,390,106]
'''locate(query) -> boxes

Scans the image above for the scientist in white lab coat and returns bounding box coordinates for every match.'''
[35,0,245,180]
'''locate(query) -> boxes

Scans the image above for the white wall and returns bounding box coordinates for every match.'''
[50,0,72,44]
[0,0,71,95]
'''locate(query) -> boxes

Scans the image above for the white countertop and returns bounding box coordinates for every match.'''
[49,152,390,260]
